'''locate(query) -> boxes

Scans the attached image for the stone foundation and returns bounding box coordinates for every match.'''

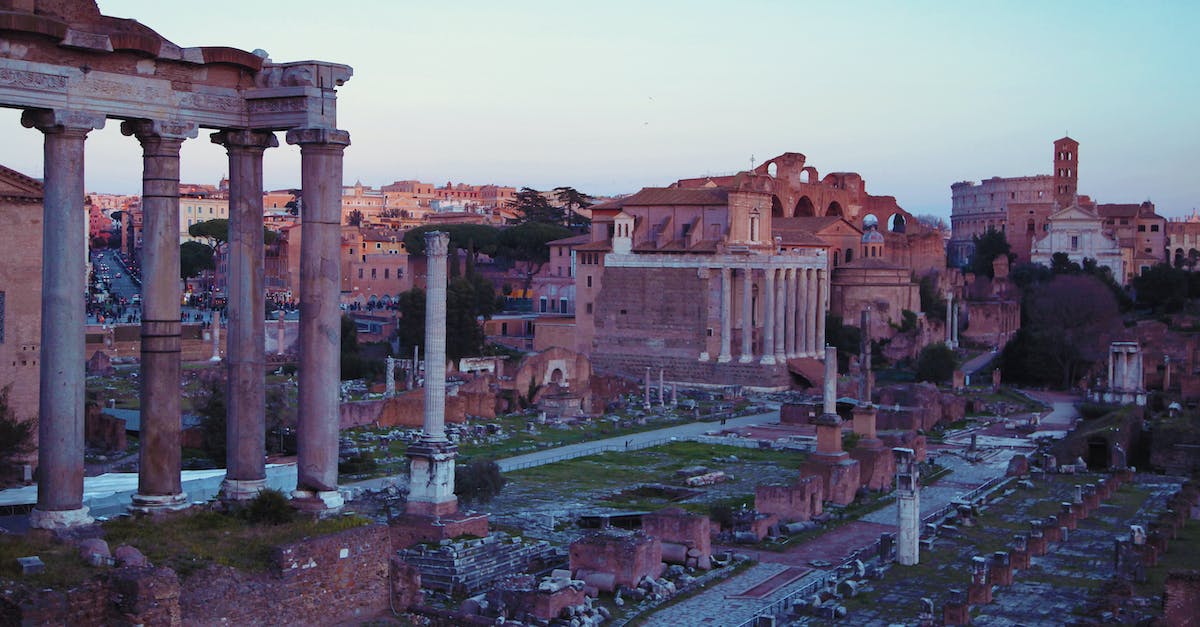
[569,529,664,591]
[389,512,491,551]
[801,453,861,506]
[849,441,895,492]
[755,475,824,522]
[591,353,792,390]
[398,533,557,594]
[642,507,713,570]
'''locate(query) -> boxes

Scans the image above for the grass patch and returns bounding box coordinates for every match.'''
[103,509,371,579]
[0,532,99,589]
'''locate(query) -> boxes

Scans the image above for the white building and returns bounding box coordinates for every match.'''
[1030,204,1124,279]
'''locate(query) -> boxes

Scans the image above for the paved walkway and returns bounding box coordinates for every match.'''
[495,409,780,472]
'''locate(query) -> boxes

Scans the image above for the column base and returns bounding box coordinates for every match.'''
[717,353,732,363]
[29,506,94,530]
[291,489,345,513]
[760,355,777,365]
[219,478,267,502]
[131,492,190,513]
[698,352,710,362]
[738,355,754,364]
[209,355,222,362]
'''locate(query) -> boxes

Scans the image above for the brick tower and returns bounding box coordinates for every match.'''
[1053,136,1079,208]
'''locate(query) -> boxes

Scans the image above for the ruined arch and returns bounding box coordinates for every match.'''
[771,195,785,218]
[888,213,907,233]
[826,201,844,217]
[794,196,815,217]
[801,166,818,184]
[766,162,778,178]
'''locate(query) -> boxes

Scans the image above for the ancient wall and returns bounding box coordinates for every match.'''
[592,266,708,361]
[569,530,664,589]
[642,508,713,569]
[962,299,1020,347]
[339,391,473,430]
[180,524,393,625]
[755,475,824,522]
[0,191,43,439]
[590,353,791,389]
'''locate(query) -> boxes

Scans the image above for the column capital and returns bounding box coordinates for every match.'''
[22,108,106,134]
[424,231,450,256]
[120,118,199,142]
[211,128,279,152]
[285,127,350,148]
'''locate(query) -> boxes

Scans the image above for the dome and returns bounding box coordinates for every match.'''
[862,229,885,244]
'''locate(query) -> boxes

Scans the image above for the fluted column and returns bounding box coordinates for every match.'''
[24,109,104,529]
[816,269,827,351]
[123,119,198,512]
[288,128,350,511]
[213,129,278,502]
[760,267,776,365]
[740,269,754,362]
[718,267,733,362]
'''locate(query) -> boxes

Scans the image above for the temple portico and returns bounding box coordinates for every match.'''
[2,1,352,527]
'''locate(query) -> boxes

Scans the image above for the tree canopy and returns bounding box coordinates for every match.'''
[187,219,279,246]
[969,228,1013,277]
[180,240,215,279]
[507,187,564,225]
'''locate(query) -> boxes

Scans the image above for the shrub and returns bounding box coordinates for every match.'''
[239,488,295,525]
[915,343,956,384]
[455,459,507,505]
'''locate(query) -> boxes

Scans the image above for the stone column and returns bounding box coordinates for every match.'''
[785,268,797,358]
[823,345,837,415]
[659,369,665,406]
[951,299,960,348]
[24,109,104,529]
[386,357,396,397]
[210,316,221,361]
[277,310,286,355]
[774,268,787,362]
[800,268,812,356]
[760,267,776,365]
[895,447,921,566]
[740,269,754,362]
[815,269,827,352]
[1107,347,1115,390]
[213,129,276,502]
[123,119,198,512]
[288,128,350,511]
[405,231,459,517]
[945,292,954,347]
[859,308,873,402]
[644,367,652,408]
[718,267,732,362]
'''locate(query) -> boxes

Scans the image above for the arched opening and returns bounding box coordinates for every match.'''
[844,248,854,263]
[799,169,811,184]
[863,213,880,229]
[549,367,564,386]
[367,295,379,309]
[832,249,840,267]
[888,213,907,233]
[794,196,815,217]
[827,201,843,217]
[1027,219,1036,234]
[771,195,784,217]
[1174,248,1184,268]
[766,162,777,178]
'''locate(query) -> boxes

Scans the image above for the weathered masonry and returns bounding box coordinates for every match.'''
[0,0,351,527]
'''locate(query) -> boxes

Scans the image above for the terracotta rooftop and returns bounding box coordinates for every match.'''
[546,234,592,247]
[574,240,613,252]
[605,187,730,208]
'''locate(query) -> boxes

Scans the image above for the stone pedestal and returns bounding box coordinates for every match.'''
[389,511,491,551]
[849,405,893,491]
[894,447,920,566]
[405,440,459,517]
[804,413,860,506]
[943,599,969,626]
[989,552,1013,586]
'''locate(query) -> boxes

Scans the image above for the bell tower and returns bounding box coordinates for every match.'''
[1053,136,1079,208]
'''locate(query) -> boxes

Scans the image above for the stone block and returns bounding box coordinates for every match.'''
[755,476,824,523]
[642,508,712,570]
[569,530,663,591]
[801,456,861,506]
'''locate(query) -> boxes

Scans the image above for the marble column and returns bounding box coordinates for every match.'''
[785,268,797,358]
[659,369,666,406]
[945,292,954,347]
[210,317,221,361]
[213,129,276,502]
[1107,348,1115,390]
[277,310,286,356]
[800,269,812,356]
[288,128,350,511]
[123,119,197,512]
[823,345,838,416]
[815,270,827,352]
[406,231,459,517]
[718,267,732,362]
[24,109,104,529]
[740,269,754,363]
[775,268,787,361]
[895,447,921,566]
[386,357,396,397]
[760,268,776,365]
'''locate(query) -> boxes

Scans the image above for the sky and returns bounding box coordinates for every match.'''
[2,0,1198,218]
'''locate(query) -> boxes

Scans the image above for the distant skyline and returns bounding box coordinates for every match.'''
[2,0,1198,217]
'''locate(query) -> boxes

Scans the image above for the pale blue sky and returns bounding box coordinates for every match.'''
[3,0,1197,217]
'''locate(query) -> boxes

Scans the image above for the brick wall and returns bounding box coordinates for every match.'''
[179,524,394,625]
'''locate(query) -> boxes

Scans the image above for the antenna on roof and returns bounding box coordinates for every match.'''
[750,155,755,171]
